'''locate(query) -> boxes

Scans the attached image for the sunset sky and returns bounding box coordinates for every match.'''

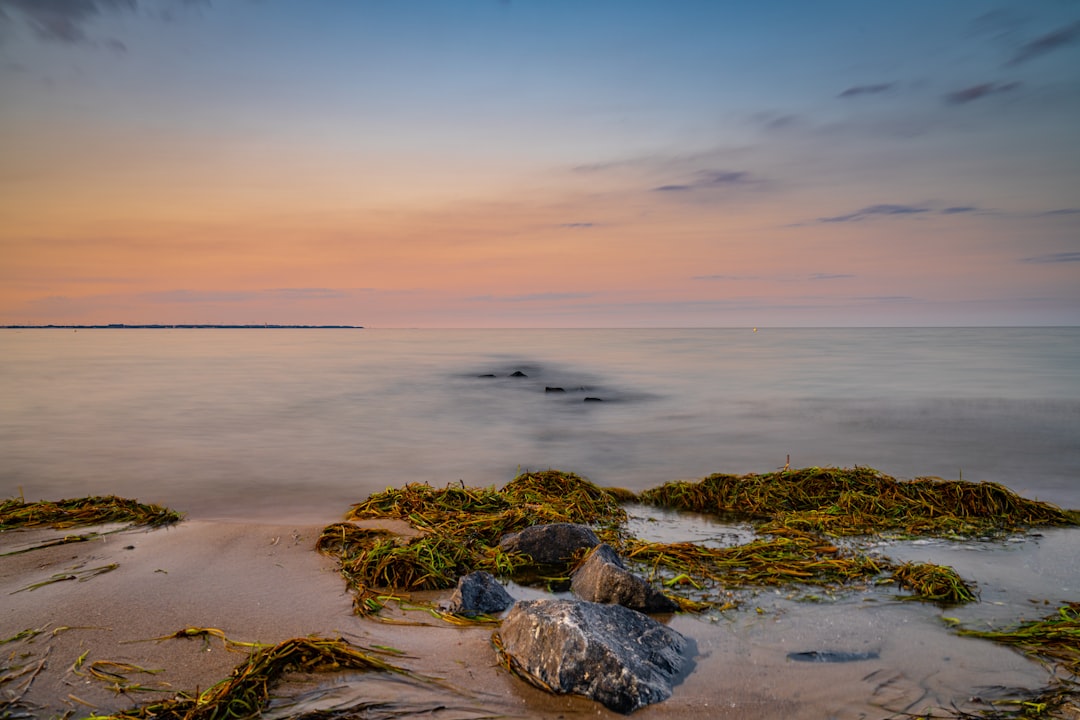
[2,1,1078,327]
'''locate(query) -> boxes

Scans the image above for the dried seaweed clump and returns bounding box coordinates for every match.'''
[623,531,884,589]
[96,636,418,720]
[318,471,627,613]
[638,467,1074,538]
[957,602,1080,678]
[0,495,182,531]
[892,561,978,604]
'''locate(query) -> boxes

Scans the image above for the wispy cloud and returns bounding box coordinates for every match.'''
[941,206,981,214]
[692,274,760,281]
[467,292,596,303]
[1007,20,1080,66]
[945,81,1022,105]
[1020,252,1080,264]
[0,0,135,43]
[837,82,895,99]
[809,273,855,281]
[557,222,595,229]
[1041,208,1080,216]
[140,287,347,303]
[142,289,254,304]
[267,288,347,300]
[0,0,203,45]
[854,296,915,303]
[652,170,755,193]
[818,204,930,223]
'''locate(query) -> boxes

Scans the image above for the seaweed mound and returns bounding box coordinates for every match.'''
[638,466,1073,537]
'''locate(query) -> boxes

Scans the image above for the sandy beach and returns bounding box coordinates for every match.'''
[2,512,1077,720]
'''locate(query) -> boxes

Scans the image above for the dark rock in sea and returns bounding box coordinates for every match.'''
[441,571,514,616]
[572,544,678,614]
[498,523,599,566]
[494,598,688,714]
[545,386,566,393]
[510,370,528,377]
[478,373,496,378]
[584,397,603,402]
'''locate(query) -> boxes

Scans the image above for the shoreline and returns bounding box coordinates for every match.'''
[3,513,1077,719]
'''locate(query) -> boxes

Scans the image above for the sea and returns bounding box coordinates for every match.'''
[3,327,1080,718]
[1,327,1078,520]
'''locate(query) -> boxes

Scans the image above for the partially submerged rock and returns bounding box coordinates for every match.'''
[498,523,599,566]
[571,543,678,614]
[494,598,688,714]
[441,571,514,616]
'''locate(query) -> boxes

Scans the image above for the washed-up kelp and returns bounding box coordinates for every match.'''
[622,531,884,589]
[637,467,1075,538]
[0,495,182,531]
[95,636,423,720]
[956,603,1080,678]
[318,472,636,615]
[892,561,978,604]
[320,470,916,615]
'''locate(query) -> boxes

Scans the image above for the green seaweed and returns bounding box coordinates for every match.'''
[1,495,182,531]
[637,467,1073,538]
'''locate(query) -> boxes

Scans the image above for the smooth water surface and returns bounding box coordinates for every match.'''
[2,328,1078,521]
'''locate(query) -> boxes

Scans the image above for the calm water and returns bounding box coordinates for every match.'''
[2,328,1078,521]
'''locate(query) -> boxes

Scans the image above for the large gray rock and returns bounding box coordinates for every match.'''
[498,523,599,566]
[441,571,514,616]
[571,544,678,614]
[494,599,688,714]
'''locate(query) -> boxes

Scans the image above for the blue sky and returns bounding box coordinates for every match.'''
[1,0,1078,326]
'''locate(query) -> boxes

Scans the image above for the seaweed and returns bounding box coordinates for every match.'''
[623,532,884,589]
[892,561,978,604]
[90,635,429,720]
[0,495,182,531]
[638,467,1074,538]
[955,603,1080,678]
[319,471,625,614]
[320,466,1076,615]
[902,605,1080,718]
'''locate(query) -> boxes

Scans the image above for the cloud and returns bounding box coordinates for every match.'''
[1020,252,1080,264]
[751,112,802,131]
[837,83,895,99]
[142,289,255,304]
[818,204,930,223]
[0,0,203,45]
[267,288,347,300]
[140,287,346,303]
[941,206,980,214]
[1007,20,1080,66]
[854,296,915,303]
[808,273,855,281]
[1041,208,1080,216]
[557,222,595,229]
[652,169,754,193]
[0,0,135,43]
[692,274,760,281]
[467,292,596,303]
[945,81,1022,105]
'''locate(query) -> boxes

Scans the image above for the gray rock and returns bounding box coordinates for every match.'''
[498,523,600,566]
[441,571,514,616]
[494,599,688,714]
[572,544,678,614]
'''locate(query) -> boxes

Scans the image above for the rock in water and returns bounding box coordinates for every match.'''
[572,544,678,614]
[441,571,514,616]
[494,599,688,714]
[498,523,600,566]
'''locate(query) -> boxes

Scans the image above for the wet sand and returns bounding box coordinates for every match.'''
[2,517,1077,719]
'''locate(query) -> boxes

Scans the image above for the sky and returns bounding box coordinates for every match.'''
[1,1,1078,327]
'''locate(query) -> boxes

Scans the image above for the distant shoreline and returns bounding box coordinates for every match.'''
[1,324,363,329]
